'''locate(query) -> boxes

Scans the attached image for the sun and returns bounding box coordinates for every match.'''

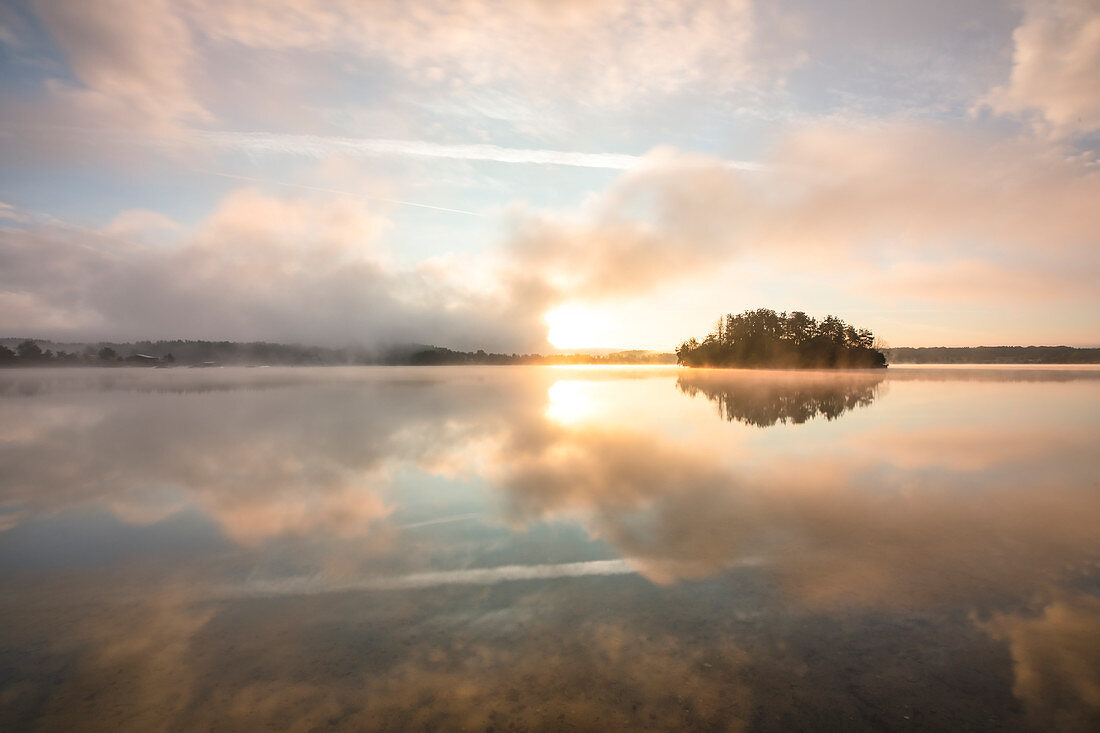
[544,304,609,350]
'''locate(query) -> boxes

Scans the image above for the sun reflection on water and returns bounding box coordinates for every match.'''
[545,380,597,424]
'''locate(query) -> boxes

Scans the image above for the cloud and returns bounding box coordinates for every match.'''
[0,202,30,224]
[13,0,788,141]
[183,0,773,105]
[3,123,1097,349]
[197,130,765,171]
[502,148,756,300]
[31,0,208,130]
[981,595,1100,731]
[0,187,547,349]
[501,125,1100,310]
[983,0,1100,136]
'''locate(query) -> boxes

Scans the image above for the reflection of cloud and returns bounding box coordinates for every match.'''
[2,367,1097,728]
[859,425,1097,472]
[1,576,755,729]
[981,595,1100,732]
[493,384,1100,600]
[0,592,214,729]
[3,366,1097,607]
[203,621,753,731]
[225,559,639,597]
[0,368,523,546]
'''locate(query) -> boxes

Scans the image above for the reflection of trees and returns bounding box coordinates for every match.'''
[3,367,1100,730]
[676,371,884,426]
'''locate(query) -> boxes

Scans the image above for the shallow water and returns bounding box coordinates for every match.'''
[1,365,1097,731]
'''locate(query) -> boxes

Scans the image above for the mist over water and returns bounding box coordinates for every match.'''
[1,365,1098,730]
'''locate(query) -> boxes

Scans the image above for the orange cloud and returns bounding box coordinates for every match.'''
[32,0,208,130]
[981,595,1100,731]
[983,0,1100,136]
[500,125,1099,317]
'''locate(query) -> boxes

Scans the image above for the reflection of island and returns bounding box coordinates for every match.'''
[3,367,1099,730]
[676,370,884,426]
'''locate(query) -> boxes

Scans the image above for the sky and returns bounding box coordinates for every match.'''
[0,0,1097,351]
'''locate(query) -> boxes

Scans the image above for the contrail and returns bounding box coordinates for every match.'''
[198,131,766,172]
[198,170,484,216]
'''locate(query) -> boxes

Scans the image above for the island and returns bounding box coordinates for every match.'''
[676,309,887,369]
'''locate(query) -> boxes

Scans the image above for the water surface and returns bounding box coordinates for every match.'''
[1,366,1097,731]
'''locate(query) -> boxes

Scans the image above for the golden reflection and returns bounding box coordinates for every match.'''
[981,595,1100,732]
[1,366,1098,730]
[544,379,597,424]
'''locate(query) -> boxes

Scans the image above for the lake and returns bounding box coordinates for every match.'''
[1,365,1097,731]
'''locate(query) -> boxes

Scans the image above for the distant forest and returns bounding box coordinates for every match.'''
[677,309,887,369]
[0,338,676,368]
[4,336,1096,368]
[886,346,1100,364]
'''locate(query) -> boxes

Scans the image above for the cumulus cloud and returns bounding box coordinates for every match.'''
[983,0,1100,136]
[4,122,1097,347]
[502,149,756,300]
[0,187,547,349]
[502,125,1100,310]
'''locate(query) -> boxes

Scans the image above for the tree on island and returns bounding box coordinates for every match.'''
[17,340,44,362]
[676,308,886,369]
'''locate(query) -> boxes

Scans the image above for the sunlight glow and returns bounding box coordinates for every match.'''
[545,380,597,424]
[545,304,611,350]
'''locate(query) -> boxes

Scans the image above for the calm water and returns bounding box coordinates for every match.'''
[1,366,1097,731]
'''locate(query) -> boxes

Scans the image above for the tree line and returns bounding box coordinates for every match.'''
[886,346,1100,364]
[0,340,166,365]
[0,339,678,367]
[676,309,887,369]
